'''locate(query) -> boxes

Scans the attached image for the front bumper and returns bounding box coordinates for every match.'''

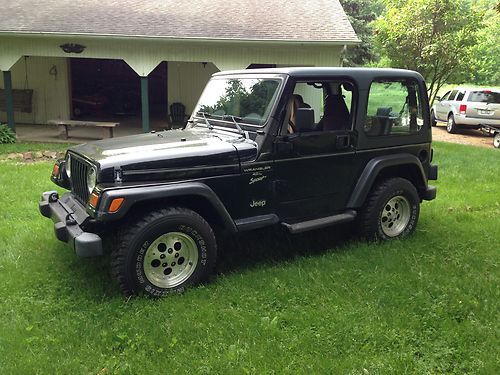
[38,191,103,257]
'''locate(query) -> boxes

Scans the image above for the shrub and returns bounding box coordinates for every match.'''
[0,124,16,144]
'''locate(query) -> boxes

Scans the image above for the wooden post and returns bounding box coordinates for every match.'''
[141,76,150,133]
[3,71,15,132]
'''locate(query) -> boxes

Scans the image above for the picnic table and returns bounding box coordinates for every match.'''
[47,120,119,139]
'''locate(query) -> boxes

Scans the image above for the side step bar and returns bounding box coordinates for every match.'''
[282,210,357,234]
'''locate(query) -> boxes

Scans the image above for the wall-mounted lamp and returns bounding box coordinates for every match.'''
[60,43,86,54]
[202,62,208,68]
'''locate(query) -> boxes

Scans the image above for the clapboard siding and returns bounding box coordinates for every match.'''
[0,56,70,124]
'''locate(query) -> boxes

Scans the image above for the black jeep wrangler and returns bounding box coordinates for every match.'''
[39,68,438,297]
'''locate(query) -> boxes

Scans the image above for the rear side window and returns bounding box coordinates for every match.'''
[449,90,459,101]
[365,79,424,136]
[467,91,500,104]
[456,91,465,101]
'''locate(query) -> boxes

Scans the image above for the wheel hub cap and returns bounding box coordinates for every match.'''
[380,195,411,237]
[143,232,198,288]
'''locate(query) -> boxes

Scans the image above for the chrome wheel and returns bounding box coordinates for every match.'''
[380,195,411,237]
[447,117,453,132]
[143,232,199,288]
[446,115,457,133]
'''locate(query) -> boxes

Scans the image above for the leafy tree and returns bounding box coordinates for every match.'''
[339,0,383,66]
[200,79,278,122]
[374,0,481,103]
[461,0,500,85]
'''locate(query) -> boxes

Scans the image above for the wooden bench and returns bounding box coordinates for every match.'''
[47,120,119,139]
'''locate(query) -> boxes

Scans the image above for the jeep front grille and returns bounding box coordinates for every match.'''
[69,155,90,204]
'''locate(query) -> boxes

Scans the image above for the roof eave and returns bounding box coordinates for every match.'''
[0,30,361,45]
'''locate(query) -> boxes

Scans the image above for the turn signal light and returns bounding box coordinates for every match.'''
[52,163,60,177]
[108,198,124,213]
[88,191,100,208]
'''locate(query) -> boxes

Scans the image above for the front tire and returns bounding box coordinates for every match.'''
[358,177,420,241]
[111,207,217,297]
[430,111,437,127]
[447,114,458,134]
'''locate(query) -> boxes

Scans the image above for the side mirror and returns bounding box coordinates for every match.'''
[435,96,441,102]
[295,108,315,132]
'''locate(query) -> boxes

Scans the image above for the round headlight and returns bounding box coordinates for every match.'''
[65,154,71,179]
[87,167,97,193]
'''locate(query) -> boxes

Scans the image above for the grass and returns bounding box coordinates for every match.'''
[0,142,71,154]
[0,142,499,374]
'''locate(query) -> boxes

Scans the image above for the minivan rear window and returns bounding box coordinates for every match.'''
[468,91,500,104]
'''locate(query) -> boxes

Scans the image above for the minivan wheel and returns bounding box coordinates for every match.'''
[447,114,458,134]
[358,177,420,241]
[111,207,217,297]
[430,111,437,127]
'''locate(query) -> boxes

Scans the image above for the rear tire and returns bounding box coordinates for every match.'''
[111,207,217,297]
[447,114,458,134]
[358,177,420,241]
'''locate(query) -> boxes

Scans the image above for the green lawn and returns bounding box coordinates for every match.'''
[0,142,71,154]
[0,142,498,374]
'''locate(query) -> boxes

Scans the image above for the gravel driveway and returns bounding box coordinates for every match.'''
[432,125,496,148]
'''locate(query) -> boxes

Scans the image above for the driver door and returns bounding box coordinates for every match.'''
[272,80,358,221]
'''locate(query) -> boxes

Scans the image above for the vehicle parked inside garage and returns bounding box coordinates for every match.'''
[40,67,438,297]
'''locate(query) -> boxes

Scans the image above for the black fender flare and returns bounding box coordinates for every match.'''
[95,182,237,232]
[346,154,427,209]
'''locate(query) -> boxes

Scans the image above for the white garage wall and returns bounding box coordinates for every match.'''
[168,62,219,116]
[0,56,70,124]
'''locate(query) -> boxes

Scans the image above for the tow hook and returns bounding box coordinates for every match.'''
[65,213,77,226]
[48,192,59,203]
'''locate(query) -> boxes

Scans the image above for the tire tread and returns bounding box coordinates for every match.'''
[358,177,419,241]
[110,207,215,296]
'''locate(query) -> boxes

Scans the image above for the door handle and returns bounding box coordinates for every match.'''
[336,134,350,149]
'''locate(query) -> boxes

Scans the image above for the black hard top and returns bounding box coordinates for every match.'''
[213,67,424,81]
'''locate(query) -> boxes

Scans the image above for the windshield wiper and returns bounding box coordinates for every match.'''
[222,115,247,139]
[194,111,214,130]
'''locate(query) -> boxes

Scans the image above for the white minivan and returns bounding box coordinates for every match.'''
[431,88,500,133]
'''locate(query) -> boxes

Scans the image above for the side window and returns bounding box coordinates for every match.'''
[449,90,459,101]
[440,91,450,101]
[288,81,354,133]
[456,91,465,101]
[365,79,424,136]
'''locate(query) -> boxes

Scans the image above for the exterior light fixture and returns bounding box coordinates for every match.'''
[60,43,86,54]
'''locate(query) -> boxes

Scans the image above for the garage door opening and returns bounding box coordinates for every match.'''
[69,58,168,128]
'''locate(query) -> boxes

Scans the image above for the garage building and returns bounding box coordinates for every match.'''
[0,0,359,137]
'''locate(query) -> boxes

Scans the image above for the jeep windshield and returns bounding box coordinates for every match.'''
[191,77,281,128]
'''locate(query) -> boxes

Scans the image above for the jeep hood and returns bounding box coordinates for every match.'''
[69,128,258,182]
